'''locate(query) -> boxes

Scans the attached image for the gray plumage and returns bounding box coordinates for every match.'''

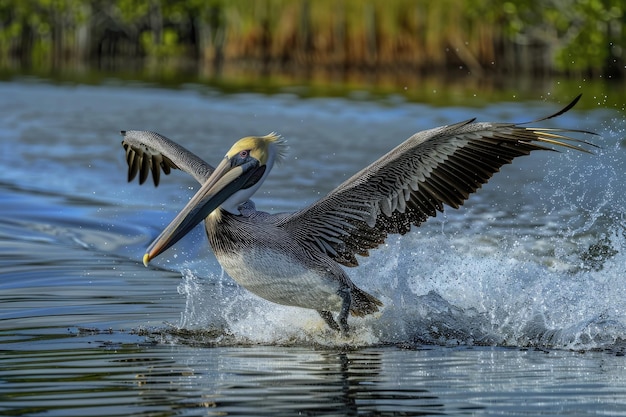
[121,95,595,333]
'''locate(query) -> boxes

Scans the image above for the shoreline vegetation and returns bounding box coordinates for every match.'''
[0,0,624,105]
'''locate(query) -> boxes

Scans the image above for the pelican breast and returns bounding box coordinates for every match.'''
[205,211,346,312]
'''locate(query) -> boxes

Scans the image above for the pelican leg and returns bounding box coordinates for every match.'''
[318,310,341,332]
[337,287,352,335]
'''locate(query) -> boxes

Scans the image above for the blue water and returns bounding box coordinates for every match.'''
[1,80,625,416]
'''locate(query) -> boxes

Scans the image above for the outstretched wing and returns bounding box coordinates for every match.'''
[121,130,214,186]
[277,96,597,267]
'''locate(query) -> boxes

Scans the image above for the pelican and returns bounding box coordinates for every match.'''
[121,95,594,333]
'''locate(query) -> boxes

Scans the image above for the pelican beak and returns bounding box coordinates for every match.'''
[143,156,263,266]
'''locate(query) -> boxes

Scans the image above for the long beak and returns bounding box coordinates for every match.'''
[143,157,252,266]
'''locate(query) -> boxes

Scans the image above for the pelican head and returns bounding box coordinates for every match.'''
[143,133,285,266]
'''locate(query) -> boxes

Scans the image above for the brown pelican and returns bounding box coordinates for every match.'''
[121,95,594,333]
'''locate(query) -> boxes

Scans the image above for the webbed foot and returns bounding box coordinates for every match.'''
[317,287,352,335]
[318,310,341,332]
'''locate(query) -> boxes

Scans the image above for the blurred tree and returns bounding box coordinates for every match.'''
[0,0,621,78]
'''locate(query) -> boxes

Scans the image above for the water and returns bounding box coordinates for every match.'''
[1,79,625,416]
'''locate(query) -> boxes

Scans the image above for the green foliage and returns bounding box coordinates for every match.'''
[141,27,183,58]
[0,0,622,76]
[550,0,623,73]
[495,0,624,74]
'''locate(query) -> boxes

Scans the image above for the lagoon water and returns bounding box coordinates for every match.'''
[1,79,625,416]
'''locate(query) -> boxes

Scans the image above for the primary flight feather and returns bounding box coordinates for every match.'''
[121,95,595,333]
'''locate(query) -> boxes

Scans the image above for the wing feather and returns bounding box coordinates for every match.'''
[121,130,214,186]
[277,97,597,267]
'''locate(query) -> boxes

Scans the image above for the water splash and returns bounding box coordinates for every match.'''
[163,107,626,350]
[170,221,625,350]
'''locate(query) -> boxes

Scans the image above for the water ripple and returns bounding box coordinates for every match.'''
[1,81,625,416]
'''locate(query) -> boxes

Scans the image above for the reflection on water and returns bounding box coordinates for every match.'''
[3,342,626,416]
[1,79,625,415]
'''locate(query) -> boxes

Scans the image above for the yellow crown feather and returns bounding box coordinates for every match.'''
[226,132,287,165]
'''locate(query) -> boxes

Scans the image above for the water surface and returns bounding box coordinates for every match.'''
[1,80,625,415]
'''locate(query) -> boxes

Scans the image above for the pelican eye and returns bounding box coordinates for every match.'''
[239,150,250,158]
